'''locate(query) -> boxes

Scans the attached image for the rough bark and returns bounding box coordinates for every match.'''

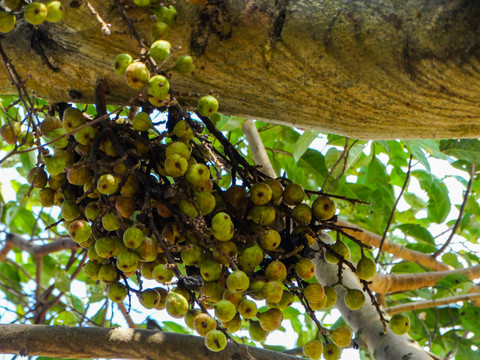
[0,0,479,139]
[0,324,298,360]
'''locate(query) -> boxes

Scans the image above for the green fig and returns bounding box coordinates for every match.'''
[125,62,150,90]
[214,299,236,322]
[197,95,218,117]
[344,288,365,310]
[97,174,118,195]
[258,308,283,332]
[296,258,316,280]
[226,270,249,293]
[324,240,351,264]
[194,312,217,337]
[323,343,341,360]
[114,53,133,76]
[0,11,15,33]
[389,314,410,335]
[108,282,128,303]
[116,250,139,273]
[83,260,102,280]
[46,1,65,23]
[24,2,47,25]
[98,263,117,283]
[173,55,195,74]
[330,326,352,348]
[250,182,272,205]
[69,220,92,244]
[303,339,323,360]
[260,229,281,251]
[282,183,305,205]
[138,288,161,309]
[312,195,336,220]
[166,291,188,318]
[149,40,171,63]
[148,75,170,100]
[249,320,269,342]
[27,167,48,188]
[356,256,376,280]
[200,259,222,282]
[204,329,227,352]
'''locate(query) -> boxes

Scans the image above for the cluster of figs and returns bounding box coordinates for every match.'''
[0,1,412,359]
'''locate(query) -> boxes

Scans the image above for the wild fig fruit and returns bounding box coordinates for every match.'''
[116,250,139,273]
[356,256,376,280]
[295,258,316,280]
[138,289,161,309]
[95,237,116,258]
[68,220,92,244]
[173,55,195,74]
[200,259,222,282]
[344,288,365,310]
[324,240,351,264]
[27,167,48,188]
[114,53,134,76]
[102,212,120,232]
[108,283,128,303]
[24,2,47,25]
[194,312,217,337]
[263,281,284,303]
[46,1,65,23]
[283,183,305,205]
[125,62,150,90]
[123,226,144,249]
[226,270,249,293]
[303,339,323,360]
[323,343,341,360]
[312,195,336,220]
[63,107,85,132]
[303,283,325,304]
[330,326,352,348]
[148,75,170,100]
[197,95,218,117]
[247,205,276,226]
[214,299,236,322]
[166,291,188,318]
[292,203,312,224]
[154,5,177,26]
[153,263,174,283]
[97,174,118,195]
[0,122,20,144]
[204,329,227,352]
[260,229,281,251]
[265,260,287,282]
[98,263,117,283]
[389,314,410,335]
[238,299,257,319]
[250,182,272,205]
[249,320,269,342]
[0,11,15,33]
[164,154,188,177]
[258,308,283,332]
[149,40,171,63]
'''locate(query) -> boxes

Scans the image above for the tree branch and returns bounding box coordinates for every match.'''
[386,293,480,315]
[0,324,299,360]
[1,233,80,257]
[242,119,277,178]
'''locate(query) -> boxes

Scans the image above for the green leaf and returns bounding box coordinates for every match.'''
[434,274,472,299]
[412,170,451,223]
[162,321,191,334]
[391,262,426,274]
[293,130,319,162]
[404,140,431,173]
[403,192,427,209]
[364,157,389,188]
[440,139,480,166]
[460,304,480,336]
[441,253,462,269]
[396,224,435,244]
[54,269,71,293]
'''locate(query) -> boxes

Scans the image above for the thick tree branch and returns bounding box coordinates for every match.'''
[0,324,298,360]
[386,293,480,315]
[242,119,277,178]
[1,233,80,258]
[0,1,479,139]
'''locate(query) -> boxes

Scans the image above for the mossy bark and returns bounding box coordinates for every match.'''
[0,0,479,139]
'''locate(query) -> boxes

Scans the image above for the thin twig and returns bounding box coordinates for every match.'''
[375,155,413,263]
[321,138,349,191]
[86,1,111,34]
[432,164,475,258]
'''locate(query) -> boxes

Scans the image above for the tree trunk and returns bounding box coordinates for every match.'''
[0,0,479,139]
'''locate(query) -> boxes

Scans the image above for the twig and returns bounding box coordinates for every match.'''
[375,155,413,263]
[242,119,277,178]
[86,1,111,34]
[321,138,349,191]
[117,302,136,328]
[432,164,474,258]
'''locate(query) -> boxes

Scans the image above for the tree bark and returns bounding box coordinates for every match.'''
[0,324,298,360]
[0,0,479,139]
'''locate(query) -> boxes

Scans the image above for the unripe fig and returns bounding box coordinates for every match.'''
[222,289,243,308]
[95,237,116,258]
[185,163,210,184]
[181,244,204,266]
[151,21,169,41]
[247,205,276,226]
[0,122,20,144]
[136,237,157,262]
[172,120,194,140]
[324,286,337,308]
[125,62,150,90]
[238,245,263,273]
[330,326,352,348]
[98,263,117,283]
[166,291,188,318]
[166,141,190,159]
[225,185,248,214]
[249,320,269,342]
[0,11,15,33]
[292,203,312,225]
[185,308,202,329]
[260,229,281,251]
[3,0,19,10]
[312,195,336,220]
[201,281,224,305]
[179,199,198,218]
[214,299,236,322]
[296,258,316,280]
[148,75,170,100]
[47,128,69,148]
[324,240,351,264]
[63,107,85,131]
[282,183,305,205]
[108,282,128,303]
[123,226,144,249]
[238,299,257,319]
[27,167,48,188]
[356,256,376,280]
[84,201,101,221]
[40,116,62,133]
[323,343,341,360]
[212,241,237,265]
[268,290,295,310]
[69,220,92,244]
[164,154,188,177]
[389,314,410,335]
[222,312,241,333]
[46,1,65,22]
[154,5,177,25]
[204,329,227,352]
[153,263,174,283]
[303,283,325,304]
[83,260,101,280]
[211,212,233,234]
[44,156,65,176]
[155,287,168,310]
[194,313,217,337]
[134,0,150,6]
[120,175,140,197]
[38,187,55,207]
[303,339,323,360]
[265,261,287,282]
[87,244,104,264]
[173,55,195,74]
[226,270,249,293]
[200,259,222,282]
[149,40,171,63]
[74,126,96,146]
[112,237,128,258]
[24,2,47,25]
[344,288,365,310]
[97,174,118,195]
[195,191,216,215]
[250,182,272,205]
[49,173,66,190]
[263,281,284,304]
[138,289,161,309]
[258,308,283,332]
[114,53,133,76]
[102,212,120,232]
[61,200,80,221]
[197,95,218,117]
[117,250,139,273]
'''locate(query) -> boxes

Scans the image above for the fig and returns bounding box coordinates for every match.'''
[173,55,195,74]
[303,283,324,304]
[102,212,120,232]
[24,2,48,25]
[330,326,352,348]
[265,260,287,282]
[263,281,283,303]
[148,75,170,100]
[97,174,118,195]
[247,205,276,226]
[226,270,249,293]
[138,289,161,309]
[164,154,188,177]
[108,283,128,303]
[249,182,272,205]
[258,308,283,332]
[0,122,20,144]
[324,240,351,264]
[323,343,341,360]
[249,320,269,342]
[149,40,171,63]
[194,312,217,337]
[356,256,376,280]
[295,258,316,280]
[324,286,338,308]
[389,314,410,335]
[292,203,312,224]
[282,183,305,205]
[38,187,55,207]
[125,62,150,90]
[83,260,101,280]
[94,237,116,258]
[260,229,281,251]
[238,299,257,319]
[46,1,65,23]
[61,200,81,221]
[204,329,227,352]
[63,107,85,132]
[212,241,237,265]
[153,263,174,283]
[68,220,92,244]
[123,226,144,249]
[344,289,365,310]
[0,11,15,33]
[184,308,202,329]
[114,53,133,76]
[165,291,188,318]
[197,95,218,117]
[214,299,236,322]
[303,339,323,360]
[98,263,117,283]
[222,312,241,333]
[312,195,336,220]
[200,259,222,282]
[116,250,139,273]
[27,167,48,188]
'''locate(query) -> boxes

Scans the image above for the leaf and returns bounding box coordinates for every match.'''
[162,321,191,334]
[404,140,431,173]
[364,157,389,188]
[396,224,435,244]
[391,262,426,274]
[412,170,451,223]
[440,139,480,166]
[403,192,427,209]
[460,304,480,336]
[434,274,472,299]
[441,253,462,269]
[54,269,71,293]
[294,130,320,162]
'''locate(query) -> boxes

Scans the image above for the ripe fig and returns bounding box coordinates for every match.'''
[265,261,287,282]
[249,182,272,205]
[260,229,281,251]
[67,166,91,186]
[138,289,161,309]
[172,120,194,140]
[194,312,217,337]
[115,196,136,218]
[40,116,62,133]
[195,191,216,215]
[211,212,233,234]
[185,308,202,329]
[258,308,283,332]
[295,258,316,280]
